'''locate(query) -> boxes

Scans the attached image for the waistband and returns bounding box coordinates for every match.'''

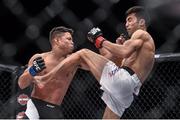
[31,97,61,109]
[121,66,135,76]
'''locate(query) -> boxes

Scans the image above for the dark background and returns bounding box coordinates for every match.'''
[0,0,180,66]
[0,0,180,119]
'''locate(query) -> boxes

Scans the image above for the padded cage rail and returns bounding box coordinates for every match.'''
[155,53,180,62]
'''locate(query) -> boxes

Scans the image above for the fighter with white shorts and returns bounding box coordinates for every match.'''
[100,61,142,117]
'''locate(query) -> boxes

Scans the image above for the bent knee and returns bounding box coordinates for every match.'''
[78,48,90,55]
[81,48,90,52]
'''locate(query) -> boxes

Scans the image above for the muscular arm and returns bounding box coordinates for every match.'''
[18,69,33,89]
[99,35,126,64]
[99,47,113,60]
[18,54,41,89]
[101,30,147,58]
[33,51,90,86]
[35,52,89,82]
[99,47,124,66]
[53,52,89,74]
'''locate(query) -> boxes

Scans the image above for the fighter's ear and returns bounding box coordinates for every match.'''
[52,38,58,45]
[139,19,145,26]
[54,38,58,42]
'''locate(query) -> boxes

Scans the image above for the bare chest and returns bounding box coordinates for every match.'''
[41,57,76,83]
[40,60,60,75]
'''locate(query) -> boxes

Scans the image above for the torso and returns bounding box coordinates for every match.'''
[116,30,155,83]
[31,52,78,105]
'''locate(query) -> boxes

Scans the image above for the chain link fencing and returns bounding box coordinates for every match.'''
[0,53,179,118]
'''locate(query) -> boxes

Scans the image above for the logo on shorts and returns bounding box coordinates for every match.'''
[108,67,120,77]
[46,104,55,108]
[17,94,29,106]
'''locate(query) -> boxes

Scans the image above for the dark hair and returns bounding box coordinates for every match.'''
[49,26,74,43]
[125,6,150,27]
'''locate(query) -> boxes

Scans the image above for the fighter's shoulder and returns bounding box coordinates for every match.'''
[28,53,43,64]
[131,29,151,40]
[31,53,43,59]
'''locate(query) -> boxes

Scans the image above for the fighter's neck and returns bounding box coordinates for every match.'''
[139,26,146,31]
[50,50,67,60]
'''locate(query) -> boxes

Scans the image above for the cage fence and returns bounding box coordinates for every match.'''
[0,53,179,119]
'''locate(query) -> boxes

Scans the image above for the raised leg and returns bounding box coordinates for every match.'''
[78,49,110,82]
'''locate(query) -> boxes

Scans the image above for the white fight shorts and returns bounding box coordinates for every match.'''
[100,61,142,117]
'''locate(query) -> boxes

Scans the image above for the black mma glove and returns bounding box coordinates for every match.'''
[87,27,106,48]
[29,57,46,76]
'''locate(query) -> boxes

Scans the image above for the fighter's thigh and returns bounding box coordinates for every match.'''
[79,49,109,79]
[103,106,120,119]
[81,49,109,69]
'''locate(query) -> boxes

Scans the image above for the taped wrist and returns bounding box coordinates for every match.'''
[29,67,37,76]
[95,36,106,48]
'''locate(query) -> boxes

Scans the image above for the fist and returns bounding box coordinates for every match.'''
[116,33,126,45]
[87,27,103,43]
[29,57,46,76]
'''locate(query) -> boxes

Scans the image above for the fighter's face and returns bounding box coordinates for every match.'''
[56,32,74,53]
[125,13,140,37]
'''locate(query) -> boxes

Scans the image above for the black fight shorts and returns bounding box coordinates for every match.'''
[23,97,64,119]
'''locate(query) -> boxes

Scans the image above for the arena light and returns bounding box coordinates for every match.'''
[25,24,40,40]
[2,43,17,57]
